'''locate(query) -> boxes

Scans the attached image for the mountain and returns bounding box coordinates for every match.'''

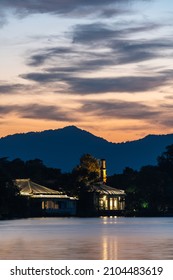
[0,125,173,175]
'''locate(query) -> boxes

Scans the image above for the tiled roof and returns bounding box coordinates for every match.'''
[90,182,125,195]
[14,179,64,197]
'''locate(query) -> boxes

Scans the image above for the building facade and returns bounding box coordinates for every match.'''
[78,159,126,216]
[78,182,125,216]
[14,179,77,217]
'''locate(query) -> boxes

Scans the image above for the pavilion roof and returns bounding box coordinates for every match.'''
[90,182,125,195]
[14,179,65,197]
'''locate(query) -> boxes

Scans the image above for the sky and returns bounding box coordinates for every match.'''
[1,0,173,143]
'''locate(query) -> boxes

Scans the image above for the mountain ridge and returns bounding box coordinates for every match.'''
[1,125,169,144]
[0,126,173,175]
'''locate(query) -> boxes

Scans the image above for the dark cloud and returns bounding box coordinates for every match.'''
[0,99,167,126]
[0,0,138,17]
[27,44,113,71]
[0,106,13,115]
[18,104,76,121]
[26,20,169,75]
[21,71,170,94]
[26,36,171,72]
[111,38,173,54]
[69,19,173,67]
[73,23,121,44]
[159,119,173,128]
[0,12,7,27]
[22,32,173,94]
[160,69,173,77]
[0,104,76,122]
[79,100,160,120]
[50,59,114,74]
[109,39,155,64]
[155,103,173,128]
[72,22,160,45]
[71,22,169,65]
[21,72,62,83]
[99,7,130,18]
[0,83,30,94]
[27,54,49,67]
[27,47,73,67]
[68,76,169,94]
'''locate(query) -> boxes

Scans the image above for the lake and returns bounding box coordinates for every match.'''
[0,217,173,259]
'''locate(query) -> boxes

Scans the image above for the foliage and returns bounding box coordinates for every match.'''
[73,154,100,187]
[0,177,20,219]
[108,145,173,216]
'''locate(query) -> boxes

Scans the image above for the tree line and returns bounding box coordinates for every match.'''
[1,145,173,218]
[108,144,173,216]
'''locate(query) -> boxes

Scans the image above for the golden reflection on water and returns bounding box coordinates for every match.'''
[102,235,118,260]
[101,216,118,260]
[101,216,118,224]
[0,217,173,259]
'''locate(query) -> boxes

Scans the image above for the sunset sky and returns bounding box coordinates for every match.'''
[1,0,173,142]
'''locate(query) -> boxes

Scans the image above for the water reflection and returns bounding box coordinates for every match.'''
[100,217,119,259]
[102,235,118,260]
[0,217,173,259]
[101,216,118,225]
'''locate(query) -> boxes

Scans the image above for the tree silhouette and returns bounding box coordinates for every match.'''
[73,154,100,187]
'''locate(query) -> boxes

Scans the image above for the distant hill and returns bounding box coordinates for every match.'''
[0,126,173,175]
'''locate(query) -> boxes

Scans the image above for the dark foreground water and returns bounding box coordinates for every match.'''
[0,217,173,259]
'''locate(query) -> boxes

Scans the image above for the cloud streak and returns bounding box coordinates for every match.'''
[79,100,160,120]
[21,18,173,95]
[0,0,142,17]
[0,98,162,126]
[0,83,30,94]
[21,72,170,94]
[27,21,166,68]
[72,22,160,44]
[0,104,77,122]
[20,19,173,97]
[27,47,74,67]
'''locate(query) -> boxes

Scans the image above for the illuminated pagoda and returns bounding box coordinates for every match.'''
[14,179,77,217]
[78,159,125,216]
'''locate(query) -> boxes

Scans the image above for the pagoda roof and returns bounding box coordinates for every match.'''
[14,179,68,198]
[90,182,125,195]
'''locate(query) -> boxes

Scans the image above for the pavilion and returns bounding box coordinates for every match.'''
[78,159,126,216]
[14,179,77,217]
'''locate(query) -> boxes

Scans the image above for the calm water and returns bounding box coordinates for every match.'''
[0,217,173,259]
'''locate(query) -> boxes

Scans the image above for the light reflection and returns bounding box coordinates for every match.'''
[0,218,173,259]
[102,235,118,260]
[101,216,118,224]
